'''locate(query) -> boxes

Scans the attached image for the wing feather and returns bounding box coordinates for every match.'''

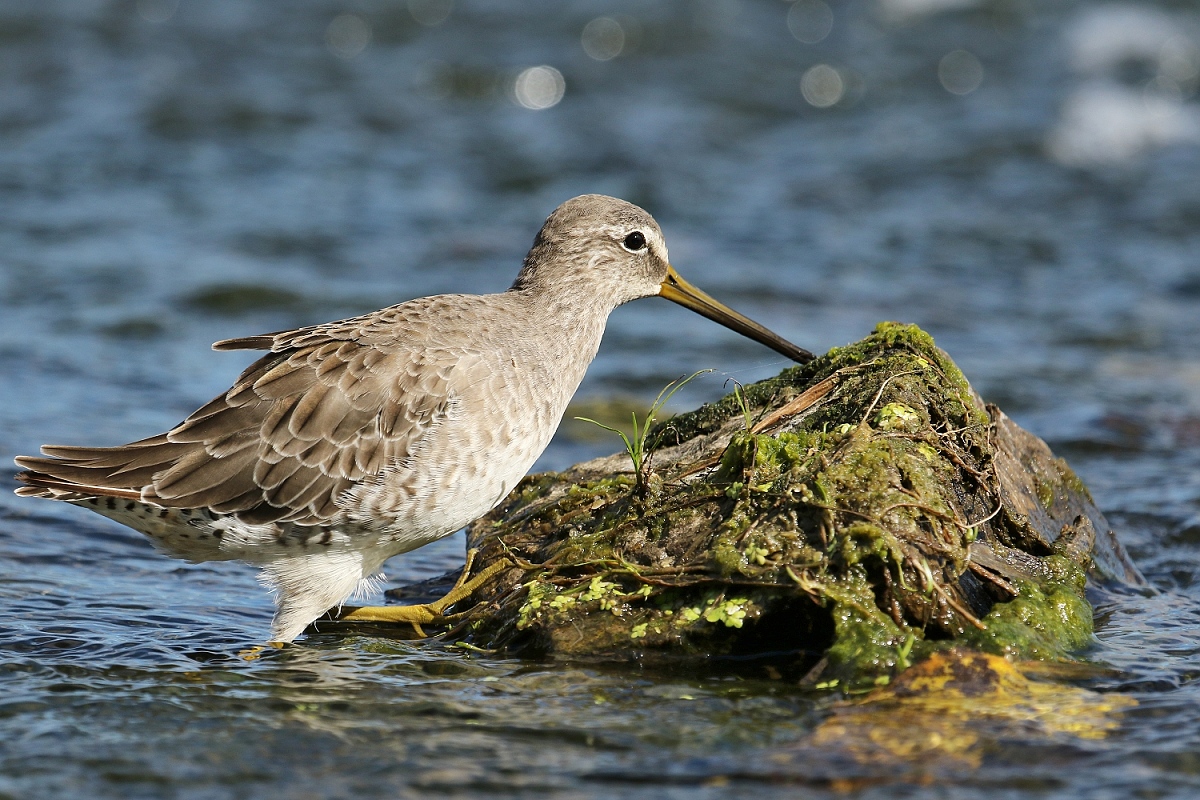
[267,466,324,509]
[17,325,455,525]
[257,454,302,492]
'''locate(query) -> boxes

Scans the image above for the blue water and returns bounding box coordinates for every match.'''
[2,0,1200,797]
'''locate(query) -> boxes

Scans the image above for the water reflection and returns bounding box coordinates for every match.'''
[801,63,844,107]
[1050,4,1200,165]
[787,0,834,45]
[877,0,983,23]
[938,49,984,95]
[408,0,454,28]
[1049,84,1200,166]
[326,15,371,60]
[513,65,566,110]
[582,17,625,61]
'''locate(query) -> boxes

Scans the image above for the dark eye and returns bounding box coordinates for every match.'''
[622,231,647,252]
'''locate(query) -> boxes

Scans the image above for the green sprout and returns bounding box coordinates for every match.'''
[896,631,917,670]
[576,369,712,489]
[728,378,754,431]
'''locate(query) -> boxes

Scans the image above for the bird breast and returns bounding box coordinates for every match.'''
[341,294,607,553]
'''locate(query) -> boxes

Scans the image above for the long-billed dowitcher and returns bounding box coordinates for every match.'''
[15,195,812,643]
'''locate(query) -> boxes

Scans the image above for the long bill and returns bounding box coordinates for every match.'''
[659,265,814,363]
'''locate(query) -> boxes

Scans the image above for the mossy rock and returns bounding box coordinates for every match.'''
[391,323,1145,688]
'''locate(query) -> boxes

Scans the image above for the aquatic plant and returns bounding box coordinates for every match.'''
[574,368,712,490]
[728,378,754,431]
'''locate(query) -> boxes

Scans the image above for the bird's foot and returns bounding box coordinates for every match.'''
[338,549,511,637]
[239,641,285,661]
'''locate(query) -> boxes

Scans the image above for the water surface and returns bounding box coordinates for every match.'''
[2,1,1200,797]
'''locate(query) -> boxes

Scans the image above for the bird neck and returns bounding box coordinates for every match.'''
[507,284,613,373]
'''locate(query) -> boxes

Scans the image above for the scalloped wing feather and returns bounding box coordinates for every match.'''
[16,331,454,526]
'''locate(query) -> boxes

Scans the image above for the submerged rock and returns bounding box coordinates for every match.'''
[379,323,1145,687]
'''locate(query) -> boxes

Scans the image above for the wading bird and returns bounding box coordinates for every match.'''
[15,195,812,643]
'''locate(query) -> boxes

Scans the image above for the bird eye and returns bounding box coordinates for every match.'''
[622,231,647,252]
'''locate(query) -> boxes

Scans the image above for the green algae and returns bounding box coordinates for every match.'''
[452,323,1118,688]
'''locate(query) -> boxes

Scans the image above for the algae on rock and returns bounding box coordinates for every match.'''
[388,323,1144,686]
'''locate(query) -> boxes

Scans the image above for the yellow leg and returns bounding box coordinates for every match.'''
[338,550,511,637]
[239,641,285,661]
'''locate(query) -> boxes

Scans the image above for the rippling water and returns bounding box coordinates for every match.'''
[2,1,1200,797]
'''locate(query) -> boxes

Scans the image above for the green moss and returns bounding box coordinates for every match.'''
[875,402,923,433]
[458,323,1104,687]
[822,569,922,684]
[1056,460,1094,503]
[1035,477,1055,511]
[960,555,1092,659]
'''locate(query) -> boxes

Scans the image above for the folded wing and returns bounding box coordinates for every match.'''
[16,331,453,526]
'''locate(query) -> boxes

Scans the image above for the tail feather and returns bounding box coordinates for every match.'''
[38,433,173,460]
[14,441,183,499]
[14,456,142,494]
[14,470,142,501]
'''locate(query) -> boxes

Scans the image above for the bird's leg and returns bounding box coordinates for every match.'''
[239,641,285,661]
[338,550,511,637]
